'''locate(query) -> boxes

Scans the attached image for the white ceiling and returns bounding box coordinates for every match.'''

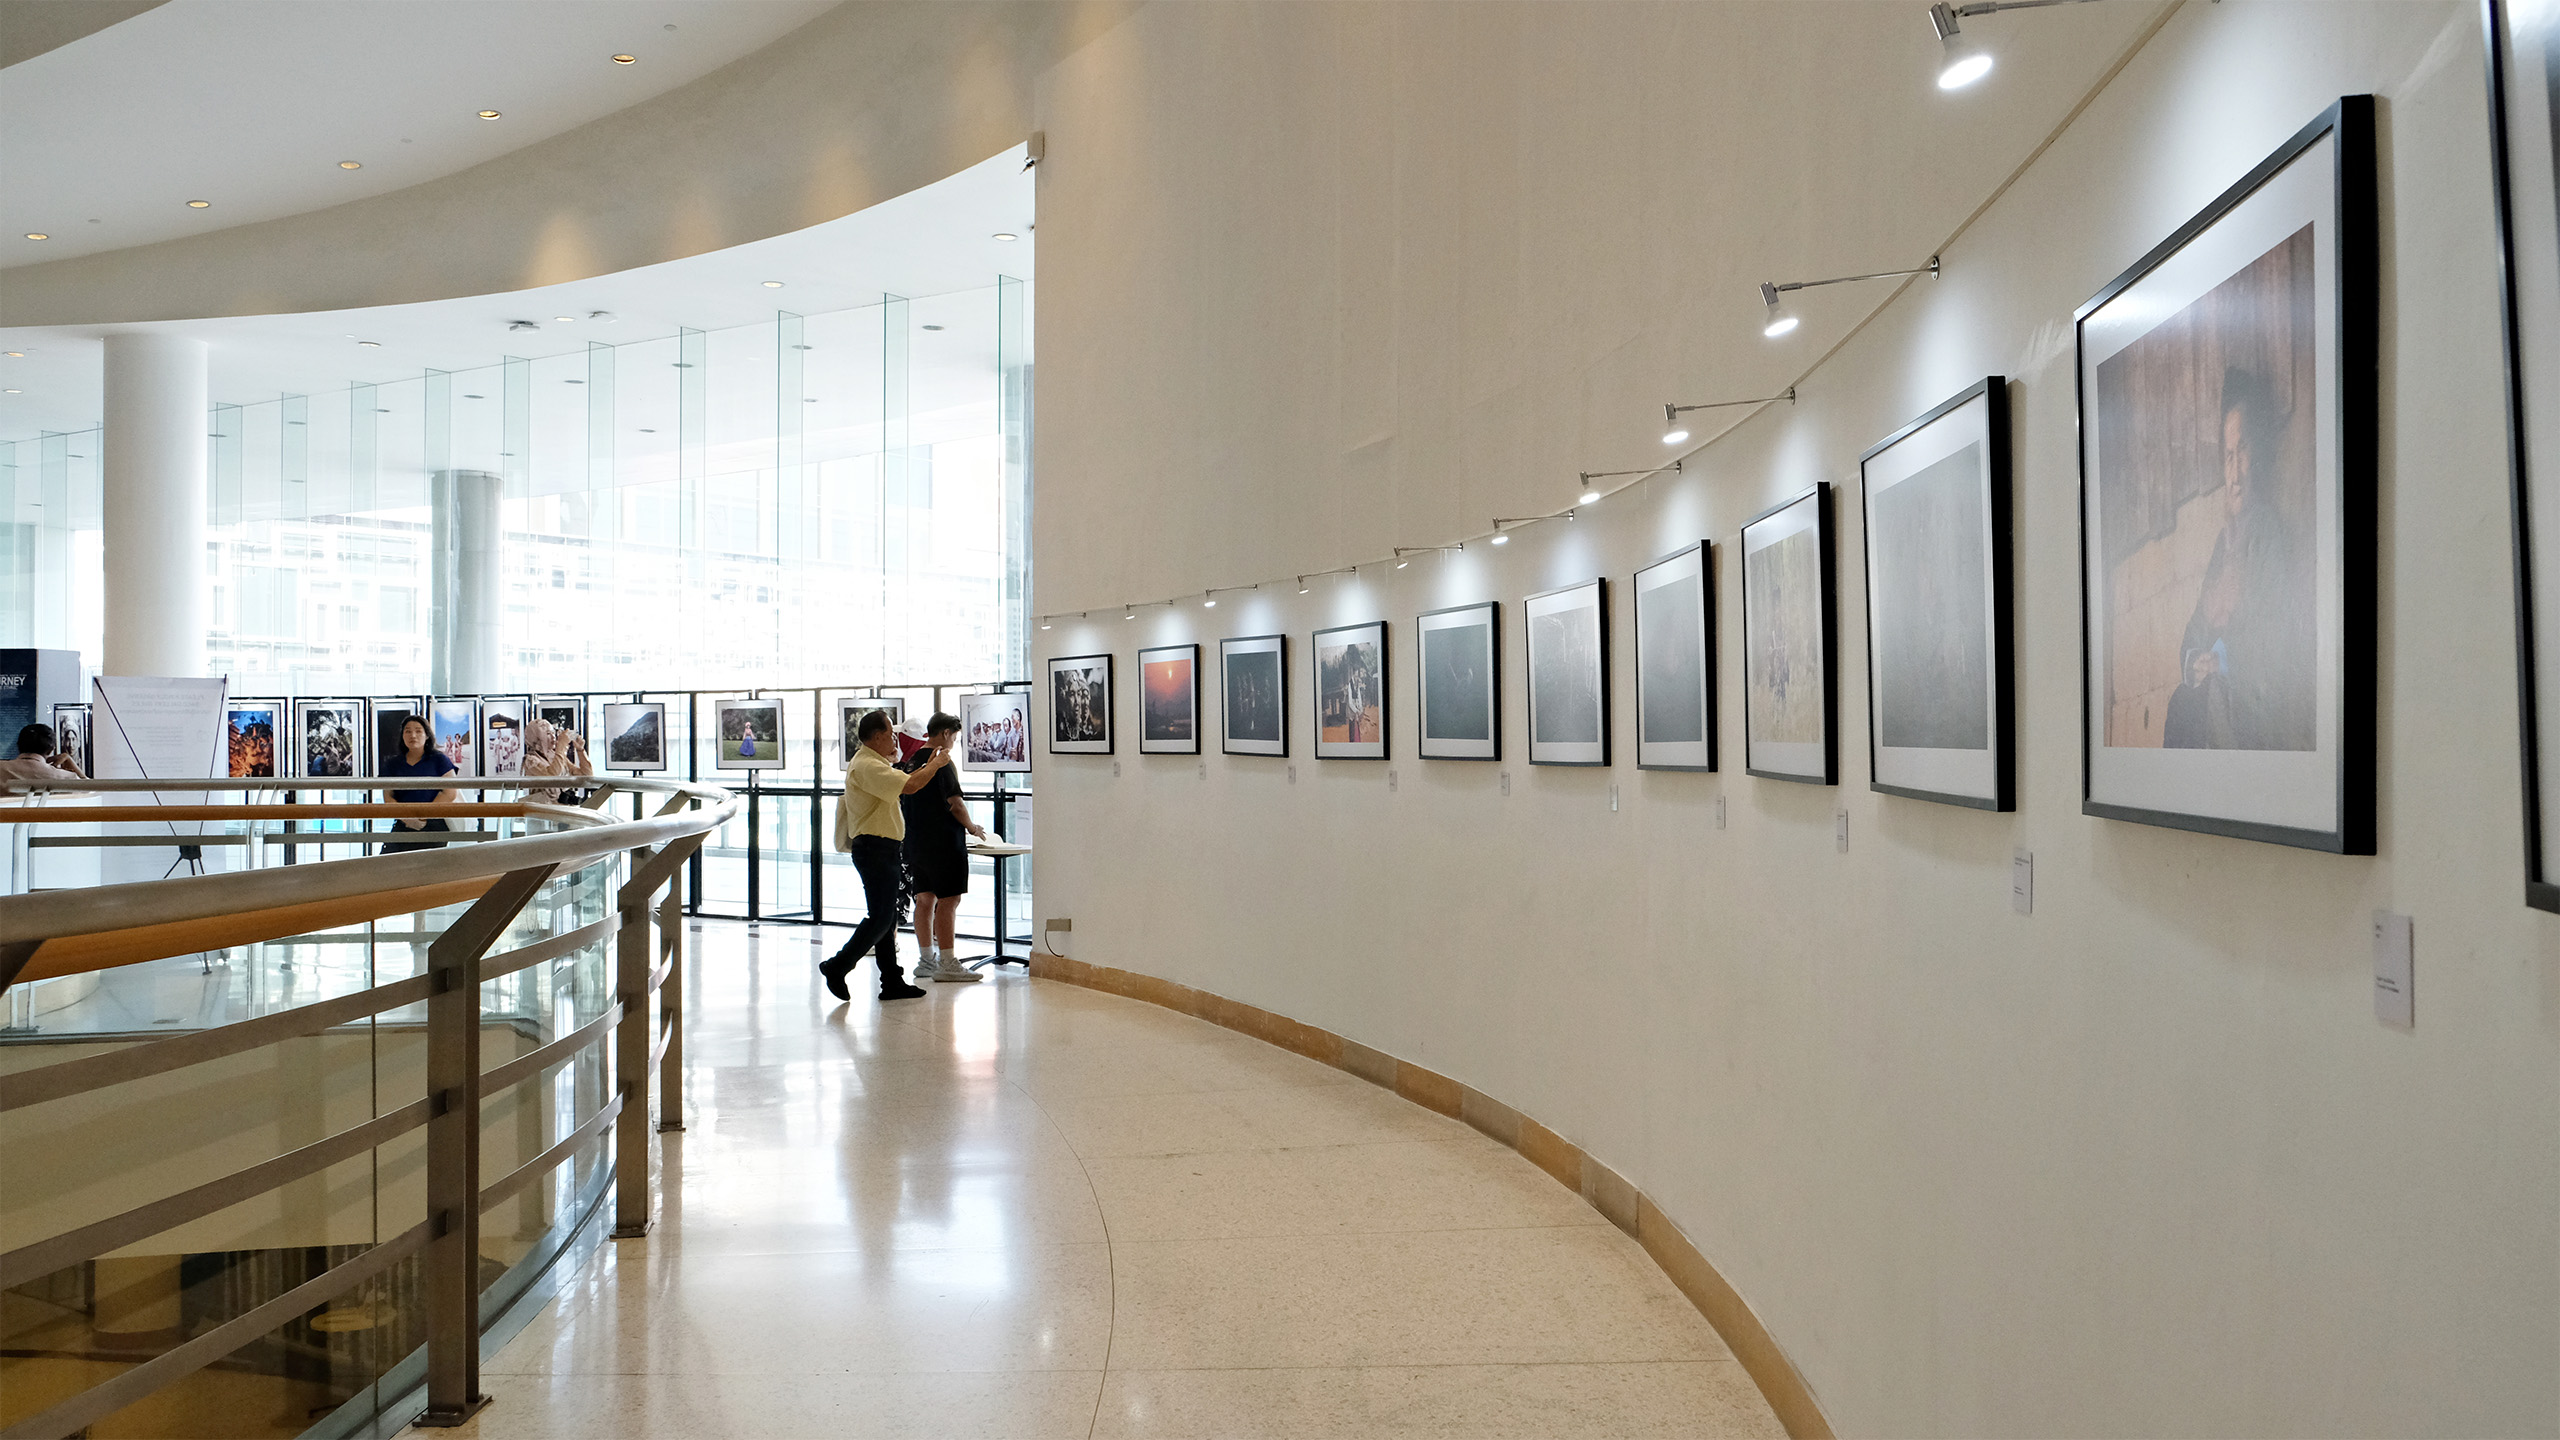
[0,0,837,267]
[0,146,1035,440]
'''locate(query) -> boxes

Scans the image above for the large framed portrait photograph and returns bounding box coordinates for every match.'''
[49,703,89,777]
[1220,634,1289,756]
[296,699,366,779]
[715,698,785,771]
[2488,2,2560,907]
[479,695,530,777]
[962,689,1033,773]
[601,701,668,772]
[1313,621,1388,760]
[227,700,283,779]
[839,696,903,767]
[2078,96,2376,853]
[430,698,478,777]
[1861,379,2014,810]
[1634,543,1714,771]
[1524,581,1607,766]
[1048,654,1114,755]
[1417,603,1499,761]
[1139,643,1202,755]
[1741,485,1837,785]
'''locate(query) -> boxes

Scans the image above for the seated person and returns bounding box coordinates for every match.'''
[0,723,86,784]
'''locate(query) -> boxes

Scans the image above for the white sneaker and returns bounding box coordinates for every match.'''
[934,955,983,983]
[912,946,943,979]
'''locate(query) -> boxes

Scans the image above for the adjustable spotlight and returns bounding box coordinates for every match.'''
[1123,604,1136,620]
[1573,464,1676,508]
[1665,390,1796,443]
[1759,260,1938,340]
[1579,475,1604,506]
[1203,594,1218,608]
[1489,527,1510,546]
[1040,618,1053,630]
[1930,4,1992,89]
[1297,576,1310,594]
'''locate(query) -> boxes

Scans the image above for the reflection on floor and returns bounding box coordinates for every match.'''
[433,921,1782,1438]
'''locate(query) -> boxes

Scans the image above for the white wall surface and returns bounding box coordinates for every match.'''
[1028,2,2560,1434]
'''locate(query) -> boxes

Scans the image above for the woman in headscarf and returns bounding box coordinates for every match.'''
[521,716,593,807]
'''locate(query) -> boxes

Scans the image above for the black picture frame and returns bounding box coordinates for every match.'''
[226,699,284,779]
[2075,96,2377,853]
[1416,602,1500,761]
[49,702,89,777]
[2486,0,2560,909]
[1138,643,1203,755]
[601,701,669,773]
[295,698,368,780]
[1312,620,1389,760]
[961,689,1034,773]
[429,698,478,777]
[1047,654,1115,755]
[713,698,785,771]
[479,695,531,777]
[1219,634,1290,757]
[1860,378,2015,811]
[1633,542,1716,772]
[372,697,423,774]
[1740,484,1838,786]
[1523,579,1608,767]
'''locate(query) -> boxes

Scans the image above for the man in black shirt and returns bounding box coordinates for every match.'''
[901,713,989,982]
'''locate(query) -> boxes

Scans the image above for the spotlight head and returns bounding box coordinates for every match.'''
[1932,3,1992,89]
[1204,597,1218,608]
[1490,532,1510,546]
[1297,577,1310,593]
[1759,280,1799,338]
[1662,428,1690,446]
[1396,559,1409,569]
[1040,621,1053,630]
[1578,480,1603,505]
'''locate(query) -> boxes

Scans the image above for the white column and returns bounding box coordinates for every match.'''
[102,334,208,677]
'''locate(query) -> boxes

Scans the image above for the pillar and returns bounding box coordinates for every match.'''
[101,334,208,678]
[430,469,502,693]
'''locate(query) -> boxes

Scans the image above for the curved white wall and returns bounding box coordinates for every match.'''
[1029,2,2558,1434]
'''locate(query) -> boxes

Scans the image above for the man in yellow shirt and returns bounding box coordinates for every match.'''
[822,708,954,1001]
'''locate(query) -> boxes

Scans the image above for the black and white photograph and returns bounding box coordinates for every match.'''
[1417,602,1499,761]
[49,703,90,777]
[536,697,588,753]
[480,695,530,777]
[1139,643,1201,755]
[1313,621,1388,760]
[1633,544,1714,772]
[2490,2,2560,906]
[603,701,669,772]
[2080,96,2375,851]
[1862,379,2013,810]
[715,699,785,771]
[1742,485,1837,785]
[297,699,365,779]
[1524,580,1607,766]
[372,698,423,776]
[1219,634,1288,757]
[1048,654,1114,754]
[962,689,1033,773]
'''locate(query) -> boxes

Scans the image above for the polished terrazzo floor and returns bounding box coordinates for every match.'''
[433,921,1783,1438]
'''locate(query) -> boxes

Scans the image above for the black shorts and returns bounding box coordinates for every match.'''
[904,836,969,897]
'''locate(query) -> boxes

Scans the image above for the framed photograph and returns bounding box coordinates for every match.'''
[1741,485,1838,785]
[2078,96,2376,852]
[1138,643,1202,754]
[1220,635,1289,757]
[430,699,479,777]
[961,689,1033,773]
[227,700,283,779]
[535,697,588,749]
[715,698,784,771]
[372,698,423,773]
[839,696,904,767]
[1416,603,1499,761]
[601,701,668,772]
[479,695,530,777]
[2488,3,2560,906]
[296,699,366,779]
[1861,379,2014,810]
[1048,654,1114,755]
[49,703,89,777]
[1313,621,1388,760]
[1633,544,1715,771]
[1524,581,1608,766]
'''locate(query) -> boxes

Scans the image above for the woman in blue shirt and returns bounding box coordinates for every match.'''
[380,715,458,853]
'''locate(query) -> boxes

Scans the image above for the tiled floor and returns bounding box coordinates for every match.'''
[434,921,1783,1439]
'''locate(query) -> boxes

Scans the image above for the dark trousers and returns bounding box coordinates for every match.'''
[834,835,907,985]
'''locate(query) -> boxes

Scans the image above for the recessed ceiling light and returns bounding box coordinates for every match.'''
[554,315,575,323]
[611,53,637,64]
[2,390,18,395]
[186,200,211,208]
[477,110,502,120]
[992,232,1019,242]
[762,280,784,288]
[358,340,380,347]
[339,160,362,170]
[920,324,944,331]
[2,352,21,358]
[24,234,46,241]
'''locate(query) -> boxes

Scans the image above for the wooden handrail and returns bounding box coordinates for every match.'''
[0,803,537,824]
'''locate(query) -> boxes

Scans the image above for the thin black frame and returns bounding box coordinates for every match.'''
[1415,602,1501,762]
[1218,634,1291,757]
[2485,0,2560,910]
[1740,484,1839,786]
[428,698,479,777]
[1633,542,1716,773]
[960,688,1035,773]
[712,697,787,771]
[478,694,533,777]
[2073,95,2377,854]
[371,697,424,776]
[1311,620,1390,760]
[294,697,370,781]
[1047,654,1115,755]
[1136,643,1204,755]
[600,700,670,773]
[1522,579,1609,767]
[49,702,89,777]
[225,698,286,779]
[534,696,590,745]
[1859,377,2015,811]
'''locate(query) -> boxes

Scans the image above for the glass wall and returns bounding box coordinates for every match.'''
[0,282,1032,694]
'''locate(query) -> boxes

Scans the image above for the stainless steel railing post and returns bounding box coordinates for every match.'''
[610,846,655,1240]
[657,861,686,1133]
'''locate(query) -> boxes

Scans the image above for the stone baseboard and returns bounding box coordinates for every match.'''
[1027,949,1833,1440]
